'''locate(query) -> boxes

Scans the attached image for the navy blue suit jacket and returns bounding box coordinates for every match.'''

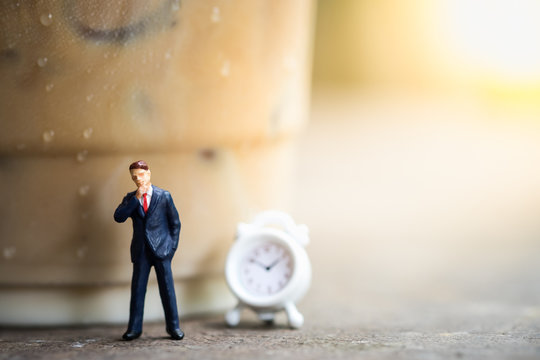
[114,185,181,262]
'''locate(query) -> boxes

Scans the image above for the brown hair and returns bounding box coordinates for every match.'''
[129,160,149,171]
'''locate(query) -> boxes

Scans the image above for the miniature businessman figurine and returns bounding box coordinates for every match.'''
[114,160,184,341]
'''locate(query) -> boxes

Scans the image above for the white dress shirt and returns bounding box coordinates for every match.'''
[138,185,153,208]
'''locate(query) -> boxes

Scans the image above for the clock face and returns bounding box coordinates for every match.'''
[239,241,294,296]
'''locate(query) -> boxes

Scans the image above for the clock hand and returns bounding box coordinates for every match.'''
[250,259,268,269]
[266,258,282,270]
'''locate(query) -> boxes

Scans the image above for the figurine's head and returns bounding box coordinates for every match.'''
[129,160,151,188]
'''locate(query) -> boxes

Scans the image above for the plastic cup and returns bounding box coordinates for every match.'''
[0,0,313,325]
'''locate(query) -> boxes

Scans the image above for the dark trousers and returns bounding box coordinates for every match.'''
[127,246,180,333]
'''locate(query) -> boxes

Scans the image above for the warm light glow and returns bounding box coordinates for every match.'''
[443,0,540,83]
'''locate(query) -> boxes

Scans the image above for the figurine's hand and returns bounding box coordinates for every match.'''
[135,185,149,199]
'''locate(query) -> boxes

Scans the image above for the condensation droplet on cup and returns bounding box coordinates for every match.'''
[45,83,54,92]
[40,13,53,26]
[164,51,172,60]
[37,57,48,67]
[76,149,89,162]
[86,94,94,102]
[79,185,90,196]
[42,130,55,143]
[3,247,16,260]
[76,247,88,259]
[220,60,230,77]
[83,127,93,139]
[171,0,180,11]
[211,7,221,22]
[16,143,26,151]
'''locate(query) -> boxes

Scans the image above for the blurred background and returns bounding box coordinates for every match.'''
[1,0,539,331]
[297,0,540,315]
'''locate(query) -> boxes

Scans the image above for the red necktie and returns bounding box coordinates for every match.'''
[143,193,148,213]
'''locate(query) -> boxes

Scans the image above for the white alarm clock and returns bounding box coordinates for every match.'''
[225,210,311,329]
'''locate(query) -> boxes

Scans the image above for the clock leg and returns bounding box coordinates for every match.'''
[225,302,243,327]
[258,312,275,326]
[284,302,304,329]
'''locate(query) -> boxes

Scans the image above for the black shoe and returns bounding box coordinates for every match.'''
[167,328,184,340]
[122,331,142,341]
